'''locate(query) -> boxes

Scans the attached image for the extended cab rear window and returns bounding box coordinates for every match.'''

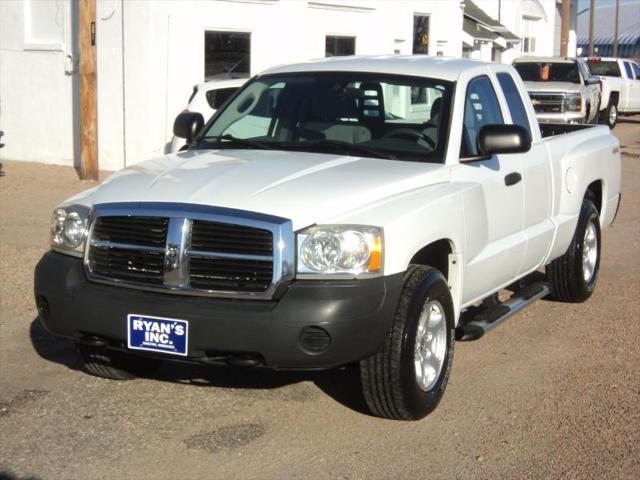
[587,60,621,77]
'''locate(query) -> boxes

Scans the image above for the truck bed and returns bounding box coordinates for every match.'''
[539,123,595,138]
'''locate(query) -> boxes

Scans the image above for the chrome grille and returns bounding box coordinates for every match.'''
[529,92,565,113]
[84,203,294,300]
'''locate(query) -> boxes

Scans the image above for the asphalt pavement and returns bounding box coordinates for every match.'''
[0,117,638,479]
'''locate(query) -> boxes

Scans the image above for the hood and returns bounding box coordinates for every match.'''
[524,81,582,94]
[88,149,448,229]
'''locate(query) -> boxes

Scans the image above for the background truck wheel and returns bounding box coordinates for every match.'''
[78,344,162,380]
[600,100,618,129]
[546,197,601,302]
[360,265,455,420]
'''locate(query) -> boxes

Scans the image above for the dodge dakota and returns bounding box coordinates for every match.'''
[35,56,621,420]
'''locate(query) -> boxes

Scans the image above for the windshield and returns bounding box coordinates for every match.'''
[586,60,621,77]
[196,72,453,162]
[514,62,580,83]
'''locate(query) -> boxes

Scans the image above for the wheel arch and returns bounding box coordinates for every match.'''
[609,90,619,106]
[407,238,463,323]
[586,179,603,214]
[409,239,454,279]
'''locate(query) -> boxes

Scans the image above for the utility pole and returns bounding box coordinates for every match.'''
[560,0,570,57]
[613,0,620,57]
[588,0,595,56]
[78,0,98,180]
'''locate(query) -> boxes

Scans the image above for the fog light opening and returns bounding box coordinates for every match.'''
[299,326,332,354]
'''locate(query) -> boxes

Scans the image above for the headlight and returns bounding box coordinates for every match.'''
[50,205,91,257]
[564,93,582,112]
[297,225,383,278]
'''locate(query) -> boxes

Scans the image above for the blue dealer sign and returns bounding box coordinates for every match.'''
[127,314,188,356]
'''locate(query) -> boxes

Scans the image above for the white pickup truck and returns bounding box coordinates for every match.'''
[35,56,621,421]
[586,57,640,128]
[513,56,601,124]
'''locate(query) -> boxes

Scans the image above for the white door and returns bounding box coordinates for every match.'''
[622,61,640,111]
[630,62,640,110]
[495,72,554,275]
[451,75,526,304]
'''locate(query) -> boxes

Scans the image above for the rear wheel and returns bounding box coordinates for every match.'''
[78,344,163,380]
[360,265,455,420]
[600,100,618,129]
[546,197,601,302]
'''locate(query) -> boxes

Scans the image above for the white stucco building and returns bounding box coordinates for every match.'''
[465,0,578,64]
[0,0,575,172]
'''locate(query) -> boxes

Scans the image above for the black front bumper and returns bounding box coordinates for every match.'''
[34,252,404,369]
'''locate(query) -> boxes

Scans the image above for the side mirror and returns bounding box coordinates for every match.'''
[173,111,205,145]
[586,77,600,86]
[477,124,531,156]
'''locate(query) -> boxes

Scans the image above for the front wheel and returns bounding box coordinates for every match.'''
[360,265,455,420]
[78,344,163,380]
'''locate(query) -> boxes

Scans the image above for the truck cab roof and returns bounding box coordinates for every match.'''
[262,55,497,82]
[513,56,577,64]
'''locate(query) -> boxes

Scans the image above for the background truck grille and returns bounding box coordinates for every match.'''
[529,93,565,113]
[86,211,279,297]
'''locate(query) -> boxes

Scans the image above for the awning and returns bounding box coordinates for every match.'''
[463,0,520,45]
[463,18,498,42]
[577,2,640,48]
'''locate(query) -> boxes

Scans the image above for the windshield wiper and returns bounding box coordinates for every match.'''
[199,134,275,150]
[276,139,397,160]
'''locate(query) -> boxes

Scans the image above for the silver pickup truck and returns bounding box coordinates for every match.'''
[514,56,601,124]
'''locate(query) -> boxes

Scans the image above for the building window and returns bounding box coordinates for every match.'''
[523,37,536,53]
[204,31,251,80]
[23,0,65,50]
[521,18,537,55]
[413,15,430,54]
[325,36,356,57]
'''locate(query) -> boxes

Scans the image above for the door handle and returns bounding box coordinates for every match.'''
[504,172,522,186]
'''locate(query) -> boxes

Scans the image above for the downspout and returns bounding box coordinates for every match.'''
[121,0,127,168]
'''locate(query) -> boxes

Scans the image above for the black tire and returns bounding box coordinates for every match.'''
[78,344,162,380]
[360,265,455,420]
[546,197,601,302]
[599,100,618,129]
[586,103,599,125]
